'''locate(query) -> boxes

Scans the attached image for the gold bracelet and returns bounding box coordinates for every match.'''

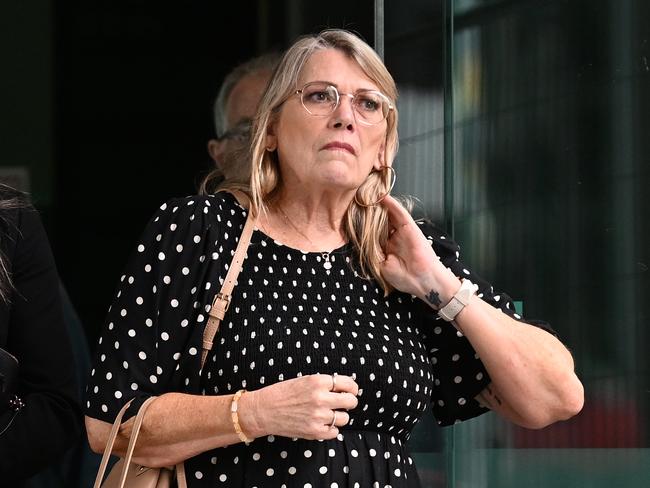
[230,389,253,444]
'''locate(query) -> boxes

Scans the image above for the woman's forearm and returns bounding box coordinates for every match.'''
[86,373,360,467]
[456,296,584,428]
[86,391,253,467]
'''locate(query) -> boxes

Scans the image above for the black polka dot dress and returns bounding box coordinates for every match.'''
[86,192,526,487]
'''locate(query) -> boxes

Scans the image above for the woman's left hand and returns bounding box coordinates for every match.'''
[379,196,460,306]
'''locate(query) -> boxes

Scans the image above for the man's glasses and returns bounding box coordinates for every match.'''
[218,119,252,143]
[295,81,394,126]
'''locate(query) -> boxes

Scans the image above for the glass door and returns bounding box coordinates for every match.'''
[383,0,650,486]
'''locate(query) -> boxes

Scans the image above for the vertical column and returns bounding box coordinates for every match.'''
[374,0,384,59]
[443,6,457,488]
[443,0,456,237]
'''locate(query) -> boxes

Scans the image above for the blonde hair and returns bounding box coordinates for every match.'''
[217,29,400,293]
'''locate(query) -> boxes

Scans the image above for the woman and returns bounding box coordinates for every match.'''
[0,185,81,484]
[85,30,583,487]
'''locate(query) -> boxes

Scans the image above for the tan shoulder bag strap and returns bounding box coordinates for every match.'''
[93,399,135,488]
[115,396,158,487]
[201,189,257,368]
[95,189,254,488]
[93,397,187,488]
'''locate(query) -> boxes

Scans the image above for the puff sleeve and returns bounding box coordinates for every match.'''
[85,197,225,423]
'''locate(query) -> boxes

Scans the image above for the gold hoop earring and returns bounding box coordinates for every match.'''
[354,165,396,207]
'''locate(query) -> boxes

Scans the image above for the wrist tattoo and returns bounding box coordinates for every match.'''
[425,289,442,308]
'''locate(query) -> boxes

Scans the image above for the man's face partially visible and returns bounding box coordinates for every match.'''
[208,70,272,182]
[225,71,271,130]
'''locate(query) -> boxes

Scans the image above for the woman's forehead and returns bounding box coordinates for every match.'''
[298,49,380,91]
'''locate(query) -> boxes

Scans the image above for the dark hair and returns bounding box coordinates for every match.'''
[0,184,28,304]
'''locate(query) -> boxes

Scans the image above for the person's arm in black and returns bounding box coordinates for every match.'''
[0,206,82,480]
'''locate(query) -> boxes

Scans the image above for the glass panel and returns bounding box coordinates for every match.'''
[449,0,650,486]
[384,1,449,486]
[386,0,447,220]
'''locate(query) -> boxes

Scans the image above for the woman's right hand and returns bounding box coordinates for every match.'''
[238,374,359,440]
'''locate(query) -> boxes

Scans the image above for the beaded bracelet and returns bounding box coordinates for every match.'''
[230,389,253,444]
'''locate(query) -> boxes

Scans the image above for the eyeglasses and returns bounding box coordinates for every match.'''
[295,81,394,126]
[218,119,252,143]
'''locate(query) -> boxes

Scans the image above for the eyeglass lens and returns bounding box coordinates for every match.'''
[300,83,390,125]
[219,119,252,142]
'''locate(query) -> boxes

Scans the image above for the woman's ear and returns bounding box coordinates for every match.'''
[373,142,386,170]
[265,121,278,151]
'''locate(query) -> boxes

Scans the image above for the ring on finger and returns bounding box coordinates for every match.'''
[329,410,338,429]
[330,372,338,392]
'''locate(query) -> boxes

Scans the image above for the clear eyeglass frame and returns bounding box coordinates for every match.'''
[295,81,394,126]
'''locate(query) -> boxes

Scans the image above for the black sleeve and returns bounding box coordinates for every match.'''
[0,207,82,480]
[85,197,219,424]
[417,220,554,426]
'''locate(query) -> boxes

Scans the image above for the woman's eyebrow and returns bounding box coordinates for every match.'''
[304,80,379,92]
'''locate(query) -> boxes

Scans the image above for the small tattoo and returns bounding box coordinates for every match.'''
[425,289,442,307]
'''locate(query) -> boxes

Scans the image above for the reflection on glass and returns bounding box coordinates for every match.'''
[385,1,448,486]
[385,0,649,486]
[450,0,650,486]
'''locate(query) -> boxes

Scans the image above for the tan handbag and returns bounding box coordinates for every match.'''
[93,396,185,488]
[93,190,256,488]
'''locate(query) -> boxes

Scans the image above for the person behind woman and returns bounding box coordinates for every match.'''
[203,52,281,190]
[85,30,583,487]
[0,185,81,484]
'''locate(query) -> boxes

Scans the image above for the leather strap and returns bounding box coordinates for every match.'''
[438,279,478,322]
[201,190,257,368]
[93,399,136,488]
[116,396,159,487]
[176,460,187,486]
[94,397,187,488]
[95,189,256,488]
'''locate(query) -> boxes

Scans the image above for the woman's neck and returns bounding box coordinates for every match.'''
[260,189,350,252]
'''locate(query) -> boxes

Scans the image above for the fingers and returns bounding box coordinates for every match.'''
[317,409,350,440]
[316,373,359,410]
[380,195,414,228]
[325,373,359,395]
[260,374,361,441]
[329,391,359,411]
[331,409,350,428]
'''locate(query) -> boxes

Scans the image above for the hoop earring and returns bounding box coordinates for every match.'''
[354,166,396,207]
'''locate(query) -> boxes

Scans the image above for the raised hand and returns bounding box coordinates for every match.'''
[379,195,461,308]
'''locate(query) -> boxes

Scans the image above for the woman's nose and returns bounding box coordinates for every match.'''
[331,94,356,129]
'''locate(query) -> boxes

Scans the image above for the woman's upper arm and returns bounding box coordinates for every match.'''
[84,197,220,424]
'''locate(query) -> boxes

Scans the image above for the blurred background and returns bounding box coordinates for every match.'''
[1,0,648,486]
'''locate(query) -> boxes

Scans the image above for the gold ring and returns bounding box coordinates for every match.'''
[329,410,337,429]
[330,373,338,392]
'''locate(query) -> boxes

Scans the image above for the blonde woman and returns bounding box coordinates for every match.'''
[85,30,583,487]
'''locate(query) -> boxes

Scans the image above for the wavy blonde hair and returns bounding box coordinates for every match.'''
[215,29,400,293]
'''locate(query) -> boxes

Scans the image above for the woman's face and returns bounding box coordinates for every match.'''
[267,49,388,196]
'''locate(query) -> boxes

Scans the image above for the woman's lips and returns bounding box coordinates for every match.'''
[322,142,356,155]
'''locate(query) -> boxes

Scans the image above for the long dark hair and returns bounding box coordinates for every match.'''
[0,185,27,304]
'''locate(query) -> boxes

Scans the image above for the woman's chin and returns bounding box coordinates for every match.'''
[318,163,368,190]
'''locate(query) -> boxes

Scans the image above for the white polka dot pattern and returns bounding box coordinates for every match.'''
[86,193,534,487]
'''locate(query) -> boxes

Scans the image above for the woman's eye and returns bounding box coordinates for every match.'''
[307,91,334,103]
[357,97,380,112]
